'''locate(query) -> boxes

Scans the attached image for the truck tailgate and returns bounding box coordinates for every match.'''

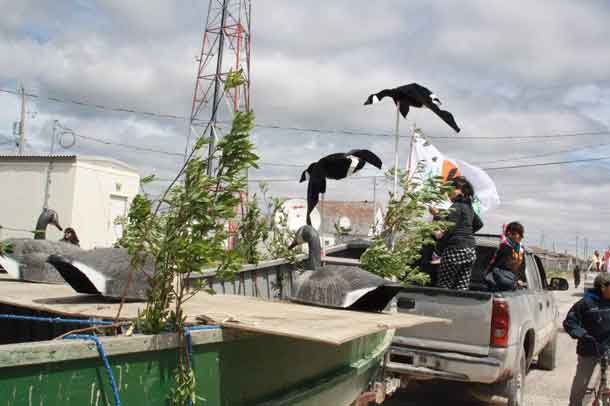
[394,287,494,356]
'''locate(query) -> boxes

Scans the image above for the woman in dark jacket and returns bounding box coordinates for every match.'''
[436,176,483,290]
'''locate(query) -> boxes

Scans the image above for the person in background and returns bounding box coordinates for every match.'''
[436,176,483,290]
[573,264,581,289]
[588,250,602,272]
[485,222,526,291]
[564,273,610,406]
[60,227,80,247]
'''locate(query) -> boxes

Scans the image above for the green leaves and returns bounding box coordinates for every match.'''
[120,76,258,404]
[361,163,454,285]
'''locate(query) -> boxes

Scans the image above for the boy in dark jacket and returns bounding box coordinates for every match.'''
[564,273,610,406]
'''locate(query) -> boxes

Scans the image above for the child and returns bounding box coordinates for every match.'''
[485,222,526,291]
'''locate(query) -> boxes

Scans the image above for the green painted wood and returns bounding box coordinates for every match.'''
[0,330,387,406]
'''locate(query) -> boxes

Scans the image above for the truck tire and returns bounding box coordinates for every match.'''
[506,351,526,406]
[537,333,557,371]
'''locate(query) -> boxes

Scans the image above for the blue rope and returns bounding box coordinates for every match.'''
[0,314,113,325]
[64,334,121,406]
[184,325,221,406]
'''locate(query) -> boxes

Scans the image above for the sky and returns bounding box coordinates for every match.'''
[0,0,609,255]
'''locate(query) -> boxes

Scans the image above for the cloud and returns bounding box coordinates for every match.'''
[0,0,609,253]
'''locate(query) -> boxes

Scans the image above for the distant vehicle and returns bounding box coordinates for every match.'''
[385,235,569,406]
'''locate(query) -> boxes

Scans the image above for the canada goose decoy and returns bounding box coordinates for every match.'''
[48,248,154,300]
[364,83,461,133]
[34,208,63,239]
[0,239,83,283]
[0,209,76,283]
[288,225,401,311]
[299,150,382,226]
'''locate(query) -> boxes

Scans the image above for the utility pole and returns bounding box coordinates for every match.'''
[17,84,26,155]
[576,235,579,259]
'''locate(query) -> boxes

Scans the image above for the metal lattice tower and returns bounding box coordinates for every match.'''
[188,0,252,168]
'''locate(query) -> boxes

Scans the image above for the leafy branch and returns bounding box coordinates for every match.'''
[361,164,454,285]
[119,69,257,405]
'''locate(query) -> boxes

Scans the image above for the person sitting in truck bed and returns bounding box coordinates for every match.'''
[484,222,526,291]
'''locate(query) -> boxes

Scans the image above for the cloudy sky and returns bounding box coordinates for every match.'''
[1,0,609,255]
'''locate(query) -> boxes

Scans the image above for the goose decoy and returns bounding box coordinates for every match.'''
[364,83,461,133]
[0,239,83,283]
[299,150,382,226]
[288,225,401,311]
[34,208,63,239]
[48,248,154,300]
[0,209,77,283]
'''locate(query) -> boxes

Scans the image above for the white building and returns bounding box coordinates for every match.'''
[0,155,140,249]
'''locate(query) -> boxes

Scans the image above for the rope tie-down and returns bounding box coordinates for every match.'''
[0,314,121,406]
[184,325,221,406]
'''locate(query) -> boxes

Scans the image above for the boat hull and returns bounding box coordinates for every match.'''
[0,327,390,406]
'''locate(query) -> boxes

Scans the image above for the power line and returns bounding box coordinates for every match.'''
[0,88,190,121]
[482,155,610,171]
[472,141,610,165]
[2,86,610,141]
[72,133,184,157]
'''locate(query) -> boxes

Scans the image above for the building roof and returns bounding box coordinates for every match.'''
[0,154,138,174]
[317,200,384,236]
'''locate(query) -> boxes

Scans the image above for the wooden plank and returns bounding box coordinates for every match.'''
[0,328,248,369]
[0,280,449,346]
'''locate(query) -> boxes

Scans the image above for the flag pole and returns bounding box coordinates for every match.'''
[406,122,416,180]
[393,102,401,196]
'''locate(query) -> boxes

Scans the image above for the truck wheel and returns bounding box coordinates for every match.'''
[507,351,526,406]
[537,333,557,371]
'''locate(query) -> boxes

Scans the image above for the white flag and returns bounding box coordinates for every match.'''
[407,137,500,214]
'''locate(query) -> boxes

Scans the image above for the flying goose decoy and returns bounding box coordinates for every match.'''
[364,83,461,133]
[288,225,401,311]
[48,248,154,300]
[0,209,79,283]
[300,150,382,226]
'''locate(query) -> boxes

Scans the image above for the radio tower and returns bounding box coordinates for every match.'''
[188,0,252,172]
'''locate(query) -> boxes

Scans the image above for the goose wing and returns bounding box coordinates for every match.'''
[347,149,383,169]
[422,100,461,133]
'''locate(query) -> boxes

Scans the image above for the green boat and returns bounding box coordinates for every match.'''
[0,242,444,405]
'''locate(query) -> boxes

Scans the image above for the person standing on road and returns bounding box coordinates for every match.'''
[588,250,602,272]
[564,273,610,406]
[573,264,581,288]
[436,176,483,290]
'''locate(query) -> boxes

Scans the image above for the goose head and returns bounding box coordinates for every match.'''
[299,163,316,183]
[288,225,321,270]
[34,209,63,240]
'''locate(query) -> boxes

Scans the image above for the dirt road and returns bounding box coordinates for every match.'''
[382,285,583,405]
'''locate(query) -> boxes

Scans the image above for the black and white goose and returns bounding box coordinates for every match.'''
[364,83,461,133]
[288,225,401,311]
[48,248,154,300]
[300,150,382,226]
[0,209,79,283]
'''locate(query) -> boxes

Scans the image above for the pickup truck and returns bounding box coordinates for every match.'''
[385,235,569,406]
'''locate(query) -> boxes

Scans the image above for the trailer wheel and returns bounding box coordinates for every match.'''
[537,333,557,371]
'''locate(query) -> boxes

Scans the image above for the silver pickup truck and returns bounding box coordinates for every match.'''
[386,235,569,406]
